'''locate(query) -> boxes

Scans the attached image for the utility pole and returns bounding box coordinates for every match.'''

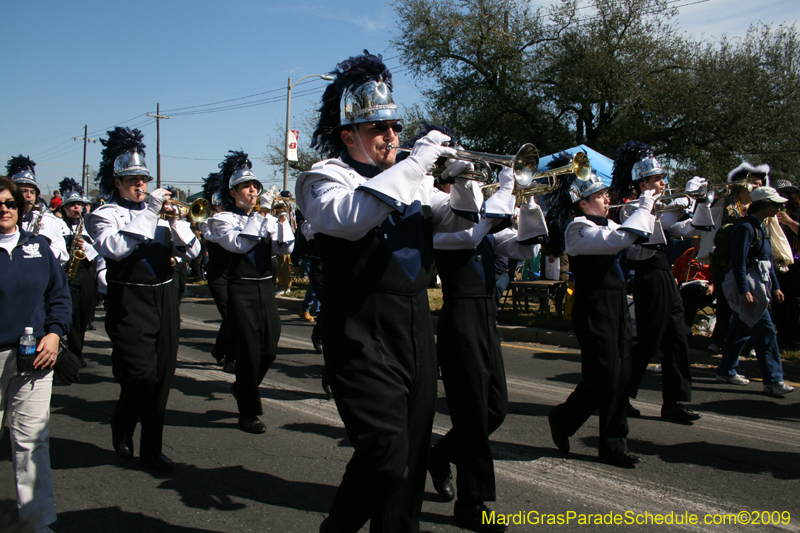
[73,125,96,193]
[147,103,171,188]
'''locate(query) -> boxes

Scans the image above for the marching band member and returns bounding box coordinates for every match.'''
[199,174,233,371]
[296,51,479,533]
[429,145,548,530]
[610,141,712,424]
[59,178,98,367]
[203,151,294,434]
[547,170,656,468]
[87,127,200,472]
[6,155,69,264]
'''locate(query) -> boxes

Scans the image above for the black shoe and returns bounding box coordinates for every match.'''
[548,410,570,453]
[627,403,641,418]
[454,501,508,532]
[661,403,701,424]
[141,453,175,472]
[321,375,333,398]
[238,416,267,434]
[86,323,96,331]
[111,420,133,460]
[428,451,455,502]
[599,449,641,468]
[311,334,323,354]
[78,355,88,368]
[212,350,225,365]
[223,360,236,374]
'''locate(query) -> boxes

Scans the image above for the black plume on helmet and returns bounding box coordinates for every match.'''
[611,140,650,200]
[202,171,224,203]
[6,154,36,178]
[59,177,83,196]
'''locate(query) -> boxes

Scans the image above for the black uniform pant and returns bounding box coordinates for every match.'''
[323,292,437,533]
[433,297,507,504]
[66,260,96,359]
[630,268,692,405]
[207,274,229,363]
[228,277,280,418]
[711,269,733,346]
[550,288,631,454]
[105,281,178,457]
[775,269,800,346]
[308,254,324,343]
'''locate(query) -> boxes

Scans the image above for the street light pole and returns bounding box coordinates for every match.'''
[283,74,333,193]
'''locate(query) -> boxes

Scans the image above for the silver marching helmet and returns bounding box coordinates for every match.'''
[11,168,38,190]
[631,154,666,183]
[228,167,261,192]
[340,79,401,126]
[62,190,84,205]
[114,150,152,180]
[569,172,607,203]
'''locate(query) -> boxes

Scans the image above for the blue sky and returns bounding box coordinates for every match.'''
[2,0,799,196]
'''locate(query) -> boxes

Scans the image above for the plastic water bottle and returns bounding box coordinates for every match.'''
[19,327,36,356]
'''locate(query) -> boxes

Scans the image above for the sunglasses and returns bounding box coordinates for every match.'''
[0,200,18,210]
[369,122,403,134]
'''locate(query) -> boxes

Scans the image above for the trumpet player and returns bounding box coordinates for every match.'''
[203,151,294,434]
[59,178,98,367]
[610,141,713,425]
[6,155,69,264]
[296,51,479,533]
[548,170,656,468]
[429,148,548,530]
[87,127,200,472]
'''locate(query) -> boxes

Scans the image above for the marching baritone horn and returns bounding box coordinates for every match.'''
[387,143,541,188]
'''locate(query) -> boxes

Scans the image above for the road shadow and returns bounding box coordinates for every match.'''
[281,422,349,447]
[627,437,800,480]
[50,506,229,533]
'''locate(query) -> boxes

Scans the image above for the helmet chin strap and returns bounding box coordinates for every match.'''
[352,126,377,167]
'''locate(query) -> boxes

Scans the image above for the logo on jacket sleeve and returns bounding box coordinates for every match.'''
[22,243,42,258]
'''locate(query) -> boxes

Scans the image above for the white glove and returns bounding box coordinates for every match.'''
[497,167,515,195]
[147,188,169,215]
[409,130,456,172]
[440,159,474,182]
[260,186,278,211]
[685,176,707,193]
[638,190,657,212]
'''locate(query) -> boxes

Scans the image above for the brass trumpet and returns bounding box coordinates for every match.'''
[143,193,211,223]
[388,143,540,187]
[482,151,593,198]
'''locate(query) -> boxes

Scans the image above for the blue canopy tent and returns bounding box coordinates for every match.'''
[536,144,613,186]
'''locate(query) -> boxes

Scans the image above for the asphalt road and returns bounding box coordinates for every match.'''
[1,295,799,533]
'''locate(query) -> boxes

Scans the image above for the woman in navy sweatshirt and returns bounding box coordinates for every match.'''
[0,177,71,533]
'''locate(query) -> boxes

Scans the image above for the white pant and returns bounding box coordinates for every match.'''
[0,348,56,530]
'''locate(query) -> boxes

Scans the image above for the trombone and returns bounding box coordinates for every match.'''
[388,143,541,187]
[482,151,593,198]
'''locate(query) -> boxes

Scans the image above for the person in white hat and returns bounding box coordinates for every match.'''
[715,186,794,396]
